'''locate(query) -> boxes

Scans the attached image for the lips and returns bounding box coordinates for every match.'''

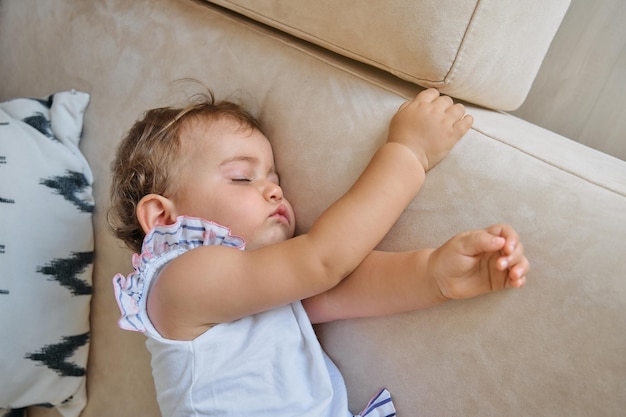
[270,204,290,225]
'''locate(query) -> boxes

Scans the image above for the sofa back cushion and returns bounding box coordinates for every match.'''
[206,0,570,110]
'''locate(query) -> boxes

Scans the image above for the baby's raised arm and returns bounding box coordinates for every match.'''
[150,89,472,337]
[387,88,473,171]
[303,88,472,278]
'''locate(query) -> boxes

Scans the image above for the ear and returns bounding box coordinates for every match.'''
[136,194,178,234]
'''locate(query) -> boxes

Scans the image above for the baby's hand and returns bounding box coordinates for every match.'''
[387,88,473,171]
[429,224,529,301]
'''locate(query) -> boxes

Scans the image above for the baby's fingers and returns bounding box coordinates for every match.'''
[505,256,530,289]
[446,102,466,119]
[457,229,506,257]
[453,114,473,136]
[395,88,440,114]
[496,240,524,270]
[487,223,517,241]
[415,87,441,104]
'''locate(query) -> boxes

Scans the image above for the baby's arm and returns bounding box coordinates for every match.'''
[149,89,472,337]
[303,224,529,323]
[293,88,472,282]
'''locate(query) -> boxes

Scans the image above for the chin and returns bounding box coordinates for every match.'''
[247,231,292,250]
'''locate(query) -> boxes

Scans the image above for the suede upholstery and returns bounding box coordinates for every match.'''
[1,0,625,416]
[208,0,570,111]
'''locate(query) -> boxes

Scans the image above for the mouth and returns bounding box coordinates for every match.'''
[270,204,291,226]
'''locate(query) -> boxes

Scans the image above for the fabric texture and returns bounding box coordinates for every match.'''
[205,0,570,110]
[113,216,395,417]
[3,1,626,416]
[0,91,93,417]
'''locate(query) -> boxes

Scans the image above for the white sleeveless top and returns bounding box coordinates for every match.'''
[113,216,395,417]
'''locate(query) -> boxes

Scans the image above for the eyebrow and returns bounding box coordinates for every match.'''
[219,156,279,177]
[219,156,259,167]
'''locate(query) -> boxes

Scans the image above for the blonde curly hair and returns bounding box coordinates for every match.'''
[108,92,263,253]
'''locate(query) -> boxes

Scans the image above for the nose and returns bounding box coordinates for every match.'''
[262,180,283,202]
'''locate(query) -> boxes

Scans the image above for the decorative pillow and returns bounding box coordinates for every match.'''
[0,91,93,417]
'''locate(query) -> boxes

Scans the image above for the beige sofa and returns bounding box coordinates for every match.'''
[2,0,625,416]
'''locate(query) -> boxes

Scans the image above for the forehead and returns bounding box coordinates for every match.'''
[181,116,274,162]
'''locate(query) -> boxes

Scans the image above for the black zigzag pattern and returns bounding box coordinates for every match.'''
[33,94,54,109]
[0,242,7,293]
[0,397,71,413]
[37,251,94,295]
[29,402,55,409]
[40,170,94,213]
[22,112,56,140]
[0,154,12,204]
[2,408,26,417]
[25,332,89,377]
[0,149,9,295]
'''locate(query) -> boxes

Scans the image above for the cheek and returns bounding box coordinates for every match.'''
[211,191,259,228]
[176,190,232,226]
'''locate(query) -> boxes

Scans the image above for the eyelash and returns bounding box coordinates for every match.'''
[230,175,280,184]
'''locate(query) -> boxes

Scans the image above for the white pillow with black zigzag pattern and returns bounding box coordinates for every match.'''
[0,90,93,417]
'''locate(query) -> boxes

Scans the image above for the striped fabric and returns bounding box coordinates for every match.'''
[112,216,245,332]
[357,389,396,417]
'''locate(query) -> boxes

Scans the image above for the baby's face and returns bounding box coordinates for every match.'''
[171,118,296,249]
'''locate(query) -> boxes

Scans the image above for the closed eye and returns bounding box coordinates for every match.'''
[232,178,251,183]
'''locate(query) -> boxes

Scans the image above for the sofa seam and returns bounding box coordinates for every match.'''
[472,124,626,198]
[443,0,481,84]
[209,1,446,84]
[199,3,426,97]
